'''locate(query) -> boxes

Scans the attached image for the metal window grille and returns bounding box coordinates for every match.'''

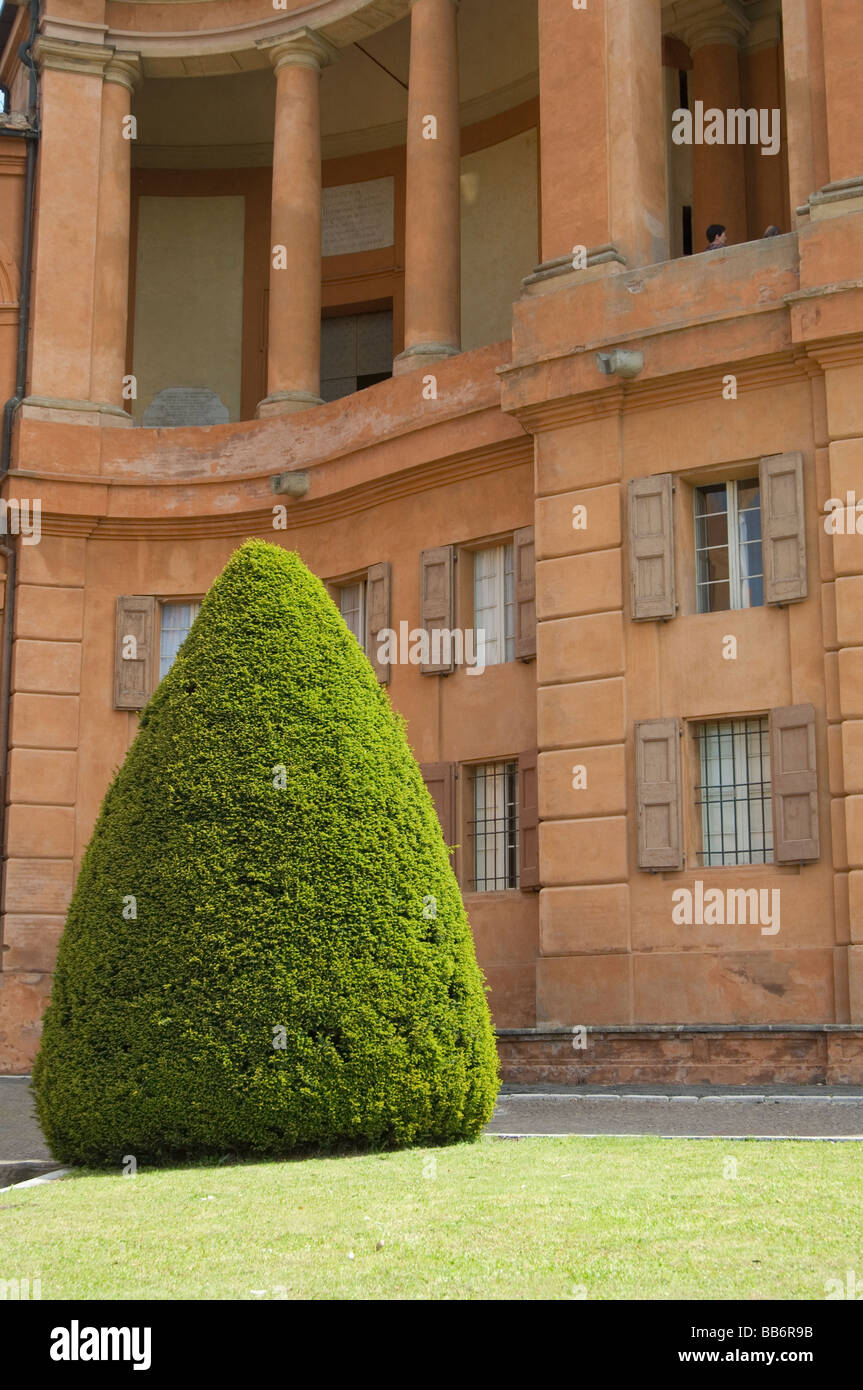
[696,717,773,866]
[695,477,764,613]
[339,581,367,651]
[159,601,201,680]
[470,760,519,891]
[473,543,515,667]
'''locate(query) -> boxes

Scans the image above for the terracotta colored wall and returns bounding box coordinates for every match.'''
[502,220,854,1030]
[0,342,539,1064]
[126,103,539,416]
[741,44,790,239]
[0,138,26,404]
[3,0,863,1072]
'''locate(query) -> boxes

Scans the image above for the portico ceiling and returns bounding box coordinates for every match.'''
[130,0,539,166]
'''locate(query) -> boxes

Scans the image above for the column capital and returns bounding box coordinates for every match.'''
[104,53,142,93]
[666,0,749,54]
[32,35,114,78]
[257,27,338,75]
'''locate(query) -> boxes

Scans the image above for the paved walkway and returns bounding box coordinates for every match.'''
[3,1076,863,1175]
[0,1076,50,1162]
[490,1084,863,1138]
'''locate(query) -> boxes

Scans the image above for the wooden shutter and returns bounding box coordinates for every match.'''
[760,452,807,605]
[114,596,156,710]
[366,562,391,685]
[514,526,537,661]
[770,703,819,862]
[518,748,540,889]
[420,762,456,852]
[635,717,683,869]
[628,474,676,621]
[419,545,454,675]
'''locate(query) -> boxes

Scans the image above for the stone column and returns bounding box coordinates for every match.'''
[529,0,666,287]
[682,0,749,248]
[819,0,862,187]
[393,0,461,375]
[779,0,829,222]
[257,29,336,419]
[90,54,140,414]
[24,38,132,426]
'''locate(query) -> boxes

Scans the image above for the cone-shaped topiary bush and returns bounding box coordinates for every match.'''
[33,540,498,1165]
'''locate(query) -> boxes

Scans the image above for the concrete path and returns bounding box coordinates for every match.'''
[3,1076,863,1179]
[0,1076,50,1162]
[490,1084,863,1139]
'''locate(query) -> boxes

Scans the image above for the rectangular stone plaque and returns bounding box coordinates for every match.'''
[142,387,230,428]
[322,177,395,258]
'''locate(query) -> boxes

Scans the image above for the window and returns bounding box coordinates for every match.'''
[473,544,515,666]
[469,761,519,891]
[696,717,773,866]
[337,580,367,651]
[695,477,763,612]
[320,308,393,403]
[159,601,201,680]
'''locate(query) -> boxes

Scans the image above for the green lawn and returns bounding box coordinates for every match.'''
[2,1137,860,1300]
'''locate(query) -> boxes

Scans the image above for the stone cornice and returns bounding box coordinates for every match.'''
[32,36,115,78]
[10,434,532,540]
[102,1,411,73]
[502,347,812,434]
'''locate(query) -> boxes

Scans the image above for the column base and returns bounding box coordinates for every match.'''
[256,391,325,419]
[19,396,133,427]
[392,343,461,376]
[522,245,627,290]
[800,175,863,224]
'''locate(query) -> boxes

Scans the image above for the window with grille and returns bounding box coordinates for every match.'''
[696,717,773,865]
[473,544,515,667]
[695,478,763,612]
[159,601,201,680]
[338,580,367,651]
[470,761,519,891]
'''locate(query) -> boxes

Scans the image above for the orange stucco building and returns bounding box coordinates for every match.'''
[1,0,862,1083]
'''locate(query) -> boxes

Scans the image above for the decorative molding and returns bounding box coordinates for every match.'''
[503,349,812,434]
[20,396,133,427]
[664,0,749,53]
[256,390,326,418]
[257,27,338,74]
[32,36,115,78]
[23,434,533,540]
[522,245,627,288]
[801,177,863,223]
[393,342,460,374]
[104,0,411,69]
[104,52,142,91]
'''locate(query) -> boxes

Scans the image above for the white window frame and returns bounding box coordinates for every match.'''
[158,599,202,682]
[695,477,763,614]
[337,578,367,652]
[473,543,515,667]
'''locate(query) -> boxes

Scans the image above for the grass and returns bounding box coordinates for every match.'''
[1,1136,861,1300]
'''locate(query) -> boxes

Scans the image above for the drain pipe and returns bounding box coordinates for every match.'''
[0,0,40,964]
